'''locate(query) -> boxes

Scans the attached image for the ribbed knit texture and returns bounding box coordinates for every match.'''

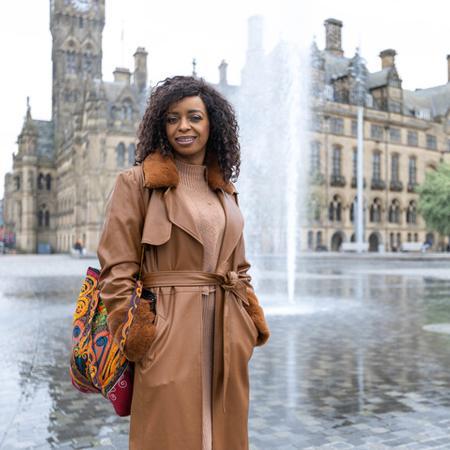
[174,157,225,450]
[174,158,225,272]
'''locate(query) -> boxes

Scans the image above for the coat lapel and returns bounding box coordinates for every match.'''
[141,150,242,263]
[164,186,204,246]
[215,191,244,272]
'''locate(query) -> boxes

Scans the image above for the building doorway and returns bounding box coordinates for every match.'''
[331,231,345,251]
[368,232,381,252]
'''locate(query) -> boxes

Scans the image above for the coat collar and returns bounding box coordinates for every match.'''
[142,150,236,195]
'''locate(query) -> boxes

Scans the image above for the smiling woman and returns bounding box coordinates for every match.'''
[165,95,210,165]
[96,75,270,450]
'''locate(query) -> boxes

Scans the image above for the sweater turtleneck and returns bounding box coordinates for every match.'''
[174,157,208,192]
[173,156,226,273]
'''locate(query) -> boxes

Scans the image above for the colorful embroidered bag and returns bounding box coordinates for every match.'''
[69,248,146,417]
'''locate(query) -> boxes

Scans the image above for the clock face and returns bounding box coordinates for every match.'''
[72,0,92,12]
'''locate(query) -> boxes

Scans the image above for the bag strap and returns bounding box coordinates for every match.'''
[137,245,145,281]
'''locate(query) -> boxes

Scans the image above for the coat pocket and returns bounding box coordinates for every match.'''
[237,298,258,346]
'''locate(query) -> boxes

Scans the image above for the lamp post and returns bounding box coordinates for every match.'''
[351,48,367,253]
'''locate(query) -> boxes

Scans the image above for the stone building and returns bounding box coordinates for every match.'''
[3,0,149,253]
[3,6,450,254]
[307,18,450,252]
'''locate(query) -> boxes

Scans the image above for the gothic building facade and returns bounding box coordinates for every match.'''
[3,0,149,253]
[307,19,450,252]
[3,7,450,254]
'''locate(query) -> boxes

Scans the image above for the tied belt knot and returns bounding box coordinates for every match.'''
[142,270,251,413]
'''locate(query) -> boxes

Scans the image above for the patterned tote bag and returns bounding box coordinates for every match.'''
[69,248,146,417]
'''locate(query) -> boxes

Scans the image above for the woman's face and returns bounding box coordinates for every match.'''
[165,95,210,165]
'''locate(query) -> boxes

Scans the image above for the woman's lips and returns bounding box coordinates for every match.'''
[175,136,196,145]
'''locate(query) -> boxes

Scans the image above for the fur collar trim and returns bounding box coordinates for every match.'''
[142,151,236,195]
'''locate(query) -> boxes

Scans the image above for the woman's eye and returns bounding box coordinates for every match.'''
[190,115,202,122]
[166,116,178,124]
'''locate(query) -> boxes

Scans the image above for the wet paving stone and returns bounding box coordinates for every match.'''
[1,254,450,449]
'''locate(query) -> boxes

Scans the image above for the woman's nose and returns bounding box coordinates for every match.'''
[179,117,191,131]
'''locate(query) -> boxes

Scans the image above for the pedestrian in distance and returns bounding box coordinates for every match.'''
[97,75,270,450]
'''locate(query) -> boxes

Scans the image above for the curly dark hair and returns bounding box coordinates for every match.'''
[136,75,241,183]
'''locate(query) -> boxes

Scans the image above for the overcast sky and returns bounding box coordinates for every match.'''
[1,0,449,198]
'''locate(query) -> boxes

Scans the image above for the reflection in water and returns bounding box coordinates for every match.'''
[2,256,450,448]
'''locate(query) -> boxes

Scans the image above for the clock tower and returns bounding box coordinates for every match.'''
[50,0,105,148]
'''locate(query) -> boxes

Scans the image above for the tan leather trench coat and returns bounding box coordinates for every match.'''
[97,151,270,450]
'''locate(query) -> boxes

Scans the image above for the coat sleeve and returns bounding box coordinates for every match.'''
[236,233,270,347]
[97,167,156,362]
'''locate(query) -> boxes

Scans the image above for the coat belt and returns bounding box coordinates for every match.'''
[141,270,249,413]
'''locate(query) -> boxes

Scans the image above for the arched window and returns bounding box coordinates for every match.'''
[370,198,382,223]
[123,99,133,121]
[388,199,400,223]
[128,143,136,166]
[45,174,52,190]
[406,200,417,224]
[37,173,44,190]
[328,194,342,222]
[116,143,126,167]
[45,210,50,228]
[38,210,44,227]
[66,51,77,74]
[307,231,314,250]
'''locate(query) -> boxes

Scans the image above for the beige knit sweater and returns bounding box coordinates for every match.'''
[174,157,225,450]
[174,157,226,272]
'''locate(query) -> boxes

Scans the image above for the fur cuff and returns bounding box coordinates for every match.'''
[244,287,270,346]
[108,300,157,362]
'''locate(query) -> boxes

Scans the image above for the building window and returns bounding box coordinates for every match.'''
[116,143,126,167]
[408,157,417,185]
[45,210,50,227]
[351,120,357,136]
[371,124,384,140]
[37,173,44,190]
[123,99,133,121]
[329,117,344,135]
[310,113,322,132]
[38,210,44,227]
[407,130,418,147]
[352,148,357,178]
[391,154,399,182]
[307,231,314,250]
[426,134,437,150]
[369,198,382,223]
[15,176,21,191]
[388,199,401,224]
[372,151,381,181]
[46,174,52,190]
[316,231,323,246]
[309,141,321,175]
[328,195,342,222]
[414,233,418,242]
[389,128,401,143]
[66,52,77,74]
[332,145,342,176]
[406,200,417,224]
[128,143,136,166]
[83,54,94,74]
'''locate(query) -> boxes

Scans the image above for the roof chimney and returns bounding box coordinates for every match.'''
[218,60,228,85]
[133,47,148,93]
[379,49,396,69]
[447,55,450,83]
[324,18,343,57]
[113,67,131,84]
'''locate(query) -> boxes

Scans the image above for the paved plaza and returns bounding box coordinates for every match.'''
[1,254,450,449]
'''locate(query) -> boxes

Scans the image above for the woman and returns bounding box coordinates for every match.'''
[97,75,270,450]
